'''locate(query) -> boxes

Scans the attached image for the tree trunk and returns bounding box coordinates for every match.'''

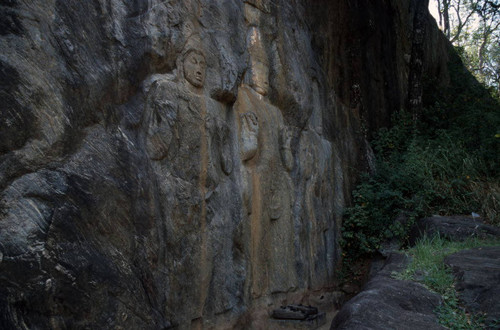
[444,0,451,39]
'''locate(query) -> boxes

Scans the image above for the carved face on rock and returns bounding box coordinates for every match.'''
[183,50,206,88]
[250,60,269,96]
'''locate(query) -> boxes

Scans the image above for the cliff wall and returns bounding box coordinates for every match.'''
[0,0,449,328]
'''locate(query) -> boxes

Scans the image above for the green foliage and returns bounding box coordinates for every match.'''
[436,298,487,329]
[341,174,409,257]
[342,111,497,259]
[397,235,500,288]
[431,0,500,95]
[396,235,500,329]
[440,48,500,171]
[341,56,500,259]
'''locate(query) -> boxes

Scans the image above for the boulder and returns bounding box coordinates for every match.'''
[331,253,445,329]
[409,215,500,244]
[331,277,445,330]
[444,246,500,326]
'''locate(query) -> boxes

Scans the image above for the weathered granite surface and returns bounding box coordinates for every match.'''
[410,215,500,244]
[1,0,450,328]
[330,276,445,330]
[331,253,445,330]
[444,246,500,327]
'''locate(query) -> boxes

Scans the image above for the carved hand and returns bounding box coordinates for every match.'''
[240,112,259,161]
[243,112,258,134]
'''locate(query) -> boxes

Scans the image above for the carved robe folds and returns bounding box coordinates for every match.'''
[235,85,297,297]
[143,77,241,324]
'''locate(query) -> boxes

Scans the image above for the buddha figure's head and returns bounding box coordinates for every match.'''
[247,27,269,96]
[182,48,206,88]
[250,60,269,96]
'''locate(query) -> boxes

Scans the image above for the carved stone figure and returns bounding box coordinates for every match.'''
[142,34,240,326]
[240,111,259,161]
[144,85,176,161]
[235,27,297,299]
[296,82,338,290]
[0,0,450,328]
[143,37,208,165]
[143,37,231,175]
[249,60,269,96]
[269,176,283,220]
[183,49,206,88]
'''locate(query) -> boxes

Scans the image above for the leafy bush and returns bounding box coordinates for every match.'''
[341,48,499,260]
[342,111,498,259]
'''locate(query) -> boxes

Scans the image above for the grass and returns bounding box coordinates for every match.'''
[341,46,500,260]
[396,235,500,329]
[339,45,500,326]
[341,108,499,260]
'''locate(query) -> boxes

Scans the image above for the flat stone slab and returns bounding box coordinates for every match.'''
[410,215,500,244]
[444,246,500,326]
[331,253,445,330]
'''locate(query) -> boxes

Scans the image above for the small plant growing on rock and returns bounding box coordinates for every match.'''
[396,235,500,329]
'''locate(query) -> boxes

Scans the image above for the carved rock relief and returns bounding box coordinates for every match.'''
[142,32,242,325]
[0,0,447,327]
[234,25,298,299]
[239,111,259,161]
[140,13,330,327]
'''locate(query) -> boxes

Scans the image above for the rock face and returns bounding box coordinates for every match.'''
[0,0,450,328]
[410,215,500,244]
[444,246,500,326]
[331,253,445,330]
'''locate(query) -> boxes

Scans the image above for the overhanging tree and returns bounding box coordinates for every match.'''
[433,0,500,94]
